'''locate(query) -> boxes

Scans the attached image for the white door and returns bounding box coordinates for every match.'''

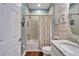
[0,4,21,56]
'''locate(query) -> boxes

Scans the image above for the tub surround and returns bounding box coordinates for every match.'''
[50,40,79,56]
[26,40,40,51]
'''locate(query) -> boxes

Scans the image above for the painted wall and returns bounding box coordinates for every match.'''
[69,4,79,35]
[48,4,54,40]
[21,4,30,55]
[30,9,48,15]
[21,4,30,16]
[48,4,54,15]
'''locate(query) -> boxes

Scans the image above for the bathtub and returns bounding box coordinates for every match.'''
[26,40,40,51]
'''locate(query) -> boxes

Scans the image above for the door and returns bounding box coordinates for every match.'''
[0,4,21,56]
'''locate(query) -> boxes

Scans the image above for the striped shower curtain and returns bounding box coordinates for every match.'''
[38,16,52,49]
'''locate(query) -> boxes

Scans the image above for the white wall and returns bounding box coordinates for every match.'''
[69,4,79,14]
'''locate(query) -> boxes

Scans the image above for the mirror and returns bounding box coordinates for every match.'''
[69,3,79,35]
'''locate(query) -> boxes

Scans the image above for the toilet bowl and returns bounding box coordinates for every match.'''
[42,46,52,56]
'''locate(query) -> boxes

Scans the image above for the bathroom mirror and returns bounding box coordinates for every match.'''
[69,3,79,35]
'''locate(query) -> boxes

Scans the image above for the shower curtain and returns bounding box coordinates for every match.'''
[38,16,52,49]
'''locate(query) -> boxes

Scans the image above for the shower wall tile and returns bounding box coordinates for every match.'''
[54,4,72,39]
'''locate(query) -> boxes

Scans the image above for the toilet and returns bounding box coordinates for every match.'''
[42,46,52,56]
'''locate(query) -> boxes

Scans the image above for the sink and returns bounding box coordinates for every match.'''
[60,43,79,55]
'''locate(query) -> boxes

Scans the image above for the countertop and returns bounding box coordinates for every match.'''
[50,40,79,56]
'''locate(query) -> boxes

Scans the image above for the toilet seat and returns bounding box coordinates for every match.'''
[42,46,52,56]
[42,46,51,51]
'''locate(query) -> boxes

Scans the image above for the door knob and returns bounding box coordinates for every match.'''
[19,38,22,41]
[0,40,3,42]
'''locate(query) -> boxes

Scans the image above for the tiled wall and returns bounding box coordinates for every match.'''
[54,4,72,39]
[26,16,39,40]
[53,3,79,43]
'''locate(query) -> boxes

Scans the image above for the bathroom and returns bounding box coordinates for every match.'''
[21,3,79,56]
[0,3,79,56]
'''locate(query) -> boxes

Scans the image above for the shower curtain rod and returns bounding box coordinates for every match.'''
[22,15,53,16]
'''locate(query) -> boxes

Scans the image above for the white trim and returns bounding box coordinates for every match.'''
[22,50,26,56]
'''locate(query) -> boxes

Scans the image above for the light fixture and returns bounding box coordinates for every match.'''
[18,3,21,6]
[37,4,40,7]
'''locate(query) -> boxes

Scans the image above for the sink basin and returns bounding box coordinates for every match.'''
[60,43,79,55]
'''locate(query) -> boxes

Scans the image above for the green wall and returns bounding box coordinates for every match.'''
[69,3,79,35]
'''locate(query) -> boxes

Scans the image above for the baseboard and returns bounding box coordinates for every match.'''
[22,50,26,56]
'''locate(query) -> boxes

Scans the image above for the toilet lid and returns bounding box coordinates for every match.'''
[42,46,51,51]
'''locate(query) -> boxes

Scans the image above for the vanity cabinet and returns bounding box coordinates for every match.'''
[50,41,63,56]
[0,4,21,56]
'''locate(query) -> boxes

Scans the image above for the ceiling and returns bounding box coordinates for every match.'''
[26,3,51,10]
